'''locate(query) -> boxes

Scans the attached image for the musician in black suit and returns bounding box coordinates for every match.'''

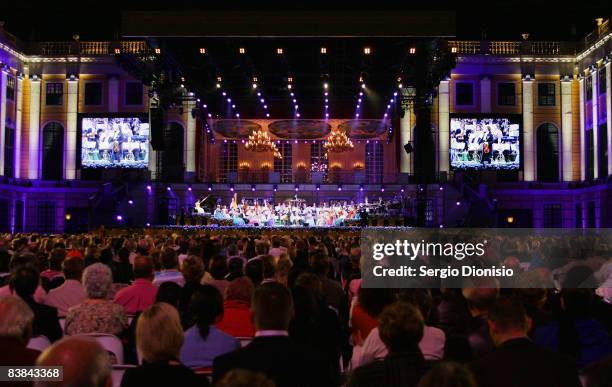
[213,282,338,387]
[470,297,581,387]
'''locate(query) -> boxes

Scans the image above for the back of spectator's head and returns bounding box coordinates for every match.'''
[216,369,275,387]
[161,248,178,270]
[0,295,34,344]
[255,241,269,256]
[136,302,184,363]
[560,288,593,317]
[10,265,40,299]
[117,247,130,263]
[462,282,499,315]
[227,257,244,278]
[562,265,598,289]
[417,361,478,387]
[398,289,433,320]
[132,255,154,280]
[378,302,424,353]
[246,259,264,285]
[294,272,322,296]
[62,257,84,281]
[227,244,239,257]
[82,263,112,299]
[512,287,548,310]
[36,336,111,387]
[261,255,276,279]
[49,247,66,271]
[583,355,612,387]
[181,255,204,283]
[189,284,223,339]
[225,276,254,303]
[309,250,330,276]
[252,281,293,331]
[209,256,229,280]
[9,253,37,272]
[487,297,530,346]
[358,287,396,319]
[155,281,182,307]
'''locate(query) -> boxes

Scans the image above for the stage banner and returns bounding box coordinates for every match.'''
[360,228,612,290]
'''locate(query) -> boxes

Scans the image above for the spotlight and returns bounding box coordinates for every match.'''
[239,47,245,54]
[320,47,327,54]
[277,48,283,54]
[166,186,171,191]
[251,185,256,191]
[295,186,299,192]
[409,47,416,54]
[208,186,212,191]
[266,113,270,117]
[188,186,192,192]
[439,185,444,191]
[360,185,364,191]
[252,83,258,89]
[364,47,371,55]
[128,199,134,205]
[65,213,72,221]
[216,83,221,88]
[146,185,151,190]
[338,186,342,191]
[235,113,240,118]
[146,222,151,227]
[323,82,328,89]
[456,201,461,206]
[199,48,206,54]
[381,187,385,192]
[398,83,403,88]
[316,185,320,191]
[273,185,278,192]
[288,84,292,89]
[116,215,123,221]
[296,113,301,118]
[230,186,235,192]
[451,47,457,53]
[361,83,366,89]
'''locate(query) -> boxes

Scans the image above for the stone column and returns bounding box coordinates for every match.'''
[560,78,573,181]
[399,92,413,174]
[28,78,41,180]
[480,76,491,113]
[522,79,535,181]
[0,70,7,175]
[65,78,78,179]
[592,70,599,179]
[579,78,586,180]
[185,97,197,180]
[14,77,23,179]
[108,75,119,112]
[438,80,450,174]
[606,62,611,176]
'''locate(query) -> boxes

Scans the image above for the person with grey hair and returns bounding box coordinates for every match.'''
[65,263,128,336]
[0,295,40,366]
[36,336,112,387]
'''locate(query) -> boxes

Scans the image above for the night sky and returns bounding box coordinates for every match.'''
[0,0,610,41]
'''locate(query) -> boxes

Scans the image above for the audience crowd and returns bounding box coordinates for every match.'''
[0,230,611,387]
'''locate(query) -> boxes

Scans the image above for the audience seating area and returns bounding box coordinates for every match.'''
[0,230,611,387]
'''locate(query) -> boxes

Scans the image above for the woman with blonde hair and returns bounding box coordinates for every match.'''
[121,302,201,387]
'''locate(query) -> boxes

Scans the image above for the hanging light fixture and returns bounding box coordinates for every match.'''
[244,130,282,159]
[323,130,354,155]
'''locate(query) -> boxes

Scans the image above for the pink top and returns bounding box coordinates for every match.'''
[113,279,158,315]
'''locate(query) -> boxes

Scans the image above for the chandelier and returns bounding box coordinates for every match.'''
[244,130,282,159]
[323,130,354,154]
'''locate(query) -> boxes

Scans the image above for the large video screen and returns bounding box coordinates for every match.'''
[450,116,521,171]
[81,117,149,169]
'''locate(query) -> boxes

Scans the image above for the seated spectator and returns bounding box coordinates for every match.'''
[417,362,477,387]
[216,369,275,387]
[354,289,446,367]
[532,288,612,368]
[179,255,205,316]
[0,253,47,303]
[351,287,396,344]
[65,263,128,336]
[245,258,264,286]
[181,285,239,368]
[153,248,184,287]
[217,276,256,337]
[470,297,581,387]
[0,296,40,367]
[121,303,203,387]
[213,281,336,387]
[226,257,244,281]
[36,336,111,387]
[113,256,158,315]
[40,247,65,290]
[112,247,134,284]
[10,265,62,342]
[461,283,499,358]
[44,257,86,317]
[202,255,230,296]
[348,302,428,387]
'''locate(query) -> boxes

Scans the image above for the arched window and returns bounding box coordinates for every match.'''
[160,122,184,182]
[536,123,559,182]
[366,142,384,183]
[42,122,64,180]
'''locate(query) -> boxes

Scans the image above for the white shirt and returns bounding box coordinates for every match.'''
[351,325,446,369]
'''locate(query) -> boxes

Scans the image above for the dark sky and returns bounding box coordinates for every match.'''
[1,0,610,41]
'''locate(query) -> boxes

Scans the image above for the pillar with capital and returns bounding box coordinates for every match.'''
[560,76,573,181]
[438,80,450,175]
[0,69,7,176]
[185,95,197,181]
[28,76,41,180]
[65,76,78,180]
[522,76,535,181]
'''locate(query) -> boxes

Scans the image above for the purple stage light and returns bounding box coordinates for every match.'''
[456,201,461,206]
[208,186,212,191]
[128,199,134,205]
[116,215,123,221]
[188,186,192,191]
[146,185,151,190]
[166,186,171,191]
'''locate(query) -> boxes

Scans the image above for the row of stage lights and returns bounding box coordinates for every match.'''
[195,46,418,56]
[143,183,445,194]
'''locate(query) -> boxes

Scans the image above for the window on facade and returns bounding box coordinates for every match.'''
[543,204,562,228]
[537,83,556,106]
[497,82,516,106]
[219,142,238,183]
[84,82,103,105]
[455,82,473,106]
[125,82,143,105]
[586,129,594,180]
[37,201,56,234]
[365,142,384,183]
[45,82,63,105]
[585,76,593,101]
[310,142,327,181]
[599,68,607,94]
[274,142,293,183]
[6,76,15,100]
[4,127,14,178]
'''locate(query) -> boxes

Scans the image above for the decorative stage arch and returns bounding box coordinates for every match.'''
[338,119,388,139]
[268,120,332,139]
[212,120,262,139]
